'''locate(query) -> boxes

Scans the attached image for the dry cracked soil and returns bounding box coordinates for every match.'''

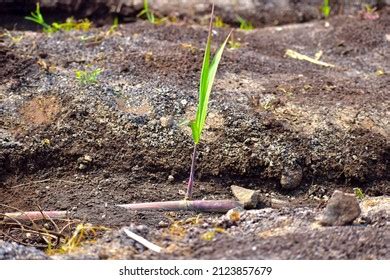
[0,5,389,259]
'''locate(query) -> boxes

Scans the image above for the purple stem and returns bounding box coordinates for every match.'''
[185,144,197,199]
[117,200,241,213]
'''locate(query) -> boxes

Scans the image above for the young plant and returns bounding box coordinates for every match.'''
[26,3,92,33]
[108,17,119,34]
[228,33,241,49]
[186,5,231,199]
[52,17,92,32]
[214,16,226,28]
[237,16,254,31]
[137,0,166,25]
[359,4,379,20]
[321,0,331,18]
[1,30,24,46]
[25,3,54,33]
[353,188,365,200]
[75,69,102,85]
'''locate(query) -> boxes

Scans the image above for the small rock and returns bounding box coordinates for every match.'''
[226,208,241,222]
[231,185,260,209]
[168,175,174,182]
[78,163,87,170]
[77,154,93,170]
[160,116,172,128]
[158,221,169,228]
[83,155,92,162]
[280,165,303,190]
[319,190,361,226]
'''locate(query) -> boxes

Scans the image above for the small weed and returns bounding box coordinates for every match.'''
[214,16,226,28]
[228,39,241,49]
[26,3,92,33]
[52,17,92,32]
[353,188,365,200]
[0,30,24,46]
[228,33,241,49]
[137,0,166,25]
[200,227,226,241]
[47,223,109,255]
[108,17,119,34]
[364,4,376,14]
[25,3,54,33]
[237,16,254,31]
[321,0,331,18]
[359,4,380,20]
[75,69,102,85]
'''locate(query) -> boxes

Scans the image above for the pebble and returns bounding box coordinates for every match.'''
[280,164,303,190]
[158,221,169,228]
[319,190,361,226]
[231,185,259,209]
[168,175,174,182]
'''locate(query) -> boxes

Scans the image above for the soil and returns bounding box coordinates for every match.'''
[0,6,389,259]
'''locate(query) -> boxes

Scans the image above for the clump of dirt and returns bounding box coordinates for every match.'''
[20,95,61,125]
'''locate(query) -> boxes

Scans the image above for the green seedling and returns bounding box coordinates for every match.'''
[25,3,54,33]
[52,17,92,32]
[108,17,119,34]
[214,16,226,28]
[137,0,166,25]
[186,5,231,199]
[228,33,241,49]
[228,39,241,49]
[353,188,365,200]
[321,0,331,18]
[237,16,254,31]
[1,30,24,45]
[75,69,102,85]
[26,3,92,33]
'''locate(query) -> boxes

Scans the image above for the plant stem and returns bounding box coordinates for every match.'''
[117,200,241,213]
[2,211,68,221]
[185,144,197,199]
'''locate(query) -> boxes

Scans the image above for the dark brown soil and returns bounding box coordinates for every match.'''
[0,7,389,259]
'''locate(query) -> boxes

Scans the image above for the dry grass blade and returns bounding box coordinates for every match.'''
[123,228,162,253]
[285,49,335,67]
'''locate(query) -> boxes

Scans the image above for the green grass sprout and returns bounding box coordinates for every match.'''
[353,188,365,200]
[137,0,166,25]
[228,33,241,49]
[52,17,92,32]
[25,3,54,33]
[186,5,232,199]
[214,16,226,28]
[75,69,102,85]
[321,0,331,18]
[109,17,119,34]
[237,16,254,31]
[26,3,92,33]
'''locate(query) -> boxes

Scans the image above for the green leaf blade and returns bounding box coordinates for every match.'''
[191,4,231,145]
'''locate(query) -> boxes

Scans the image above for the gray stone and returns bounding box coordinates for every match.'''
[319,190,361,226]
[231,185,260,209]
[280,164,303,190]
